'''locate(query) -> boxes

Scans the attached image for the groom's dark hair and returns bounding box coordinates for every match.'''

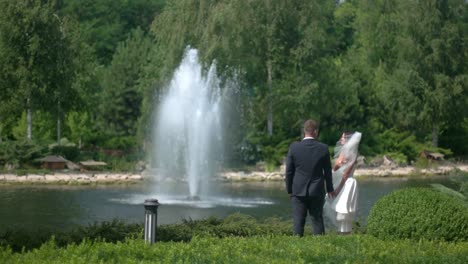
[303,119,318,135]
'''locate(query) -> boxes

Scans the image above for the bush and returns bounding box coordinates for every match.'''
[102,136,136,151]
[0,214,290,252]
[0,220,142,253]
[367,188,468,241]
[236,138,262,165]
[157,213,290,242]
[50,145,80,161]
[0,140,48,168]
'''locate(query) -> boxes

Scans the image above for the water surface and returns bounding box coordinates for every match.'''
[0,176,458,232]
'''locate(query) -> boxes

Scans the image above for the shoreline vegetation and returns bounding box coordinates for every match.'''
[0,163,467,185]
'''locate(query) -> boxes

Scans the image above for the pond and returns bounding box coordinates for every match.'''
[0,176,459,232]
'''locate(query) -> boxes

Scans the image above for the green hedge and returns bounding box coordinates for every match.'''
[1,235,467,263]
[159,214,291,241]
[0,220,142,253]
[0,214,291,252]
[367,187,468,241]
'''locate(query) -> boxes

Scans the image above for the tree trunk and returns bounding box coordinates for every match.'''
[267,59,273,136]
[432,122,438,148]
[27,98,32,141]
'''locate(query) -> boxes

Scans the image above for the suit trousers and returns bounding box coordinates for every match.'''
[291,195,325,236]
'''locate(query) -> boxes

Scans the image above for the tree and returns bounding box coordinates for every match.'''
[99,28,153,137]
[62,0,166,65]
[0,0,69,140]
[353,0,467,147]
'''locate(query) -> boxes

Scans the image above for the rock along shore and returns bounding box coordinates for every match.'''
[0,172,143,184]
[219,164,468,181]
[0,164,466,184]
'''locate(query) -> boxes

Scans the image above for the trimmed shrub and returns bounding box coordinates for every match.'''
[367,187,468,241]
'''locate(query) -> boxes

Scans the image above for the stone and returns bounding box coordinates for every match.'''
[45,175,61,182]
[382,155,398,168]
[129,175,142,180]
[27,175,45,181]
[95,174,109,181]
[255,162,266,172]
[53,174,72,181]
[16,176,28,182]
[356,156,366,167]
[279,164,286,173]
[4,175,18,181]
[74,174,90,181]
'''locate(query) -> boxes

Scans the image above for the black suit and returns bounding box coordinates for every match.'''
[285,138,333,236]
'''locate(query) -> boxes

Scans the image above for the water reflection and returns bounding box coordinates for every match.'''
[0,176,458,231]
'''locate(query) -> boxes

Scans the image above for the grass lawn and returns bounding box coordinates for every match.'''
[1,234,467,263]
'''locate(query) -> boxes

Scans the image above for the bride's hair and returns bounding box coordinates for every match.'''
[335,132,361,160]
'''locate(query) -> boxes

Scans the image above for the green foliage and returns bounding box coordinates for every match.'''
[376,129,421,163]
[367,188,468,242]
[50,145,80,162]
[413,157,436,169]
[65,111,94,147]
[431,183,466,201]
[105,158,137,172]
[236,138,263,165]
[13,169,50,176]
[61,0,165,65]
[235,132,293,168]
[0,140,48,168]
[49,138,80,161]
[461,182,468,197]
[0,0,85,142]
[1,0,467,162]
[99,28,152,137]
[383,152,408,166]
[1,213,468,263]
[1,235,467,263]
[11,111,55,142]
[0,214,290,253]
[0,220,142,253]
[357,0,468,149]
[158,213,290,242]
[431,173,468,201]
[262,140,291,170]
[102,136,137,151]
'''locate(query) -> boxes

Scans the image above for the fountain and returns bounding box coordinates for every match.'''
[152,48,224,199]
[108,47,274,209]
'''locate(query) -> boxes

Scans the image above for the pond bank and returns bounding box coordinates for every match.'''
[0,164,466,184]
[219,164,468,181]
[0,172,143,185]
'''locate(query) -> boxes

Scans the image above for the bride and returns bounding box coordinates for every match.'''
[325,131,362,234]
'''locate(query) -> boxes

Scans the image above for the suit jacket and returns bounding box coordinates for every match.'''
[285,138,333,197]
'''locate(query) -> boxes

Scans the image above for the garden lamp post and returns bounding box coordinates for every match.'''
[144,199,160,244]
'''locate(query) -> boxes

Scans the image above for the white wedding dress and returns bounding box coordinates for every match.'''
[325,132,361,233]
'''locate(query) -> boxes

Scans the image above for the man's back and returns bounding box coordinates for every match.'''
[285,139,333,197]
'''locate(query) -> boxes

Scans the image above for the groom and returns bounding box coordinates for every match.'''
[285,119,334,236]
